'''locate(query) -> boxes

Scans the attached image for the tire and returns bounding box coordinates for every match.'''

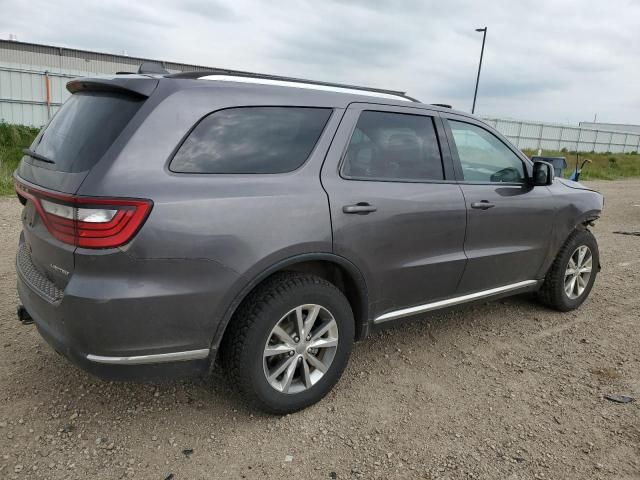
[538,228,599,311]
[221,272,354,414]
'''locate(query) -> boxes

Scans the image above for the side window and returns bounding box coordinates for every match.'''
[448,120,525,183]
[170,107,332,174]
[342,111,444,181]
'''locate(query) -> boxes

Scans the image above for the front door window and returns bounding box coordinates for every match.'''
[449,121,525,183]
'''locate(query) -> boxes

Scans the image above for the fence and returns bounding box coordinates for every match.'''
[482,117,640,154]
[0,64,73,126]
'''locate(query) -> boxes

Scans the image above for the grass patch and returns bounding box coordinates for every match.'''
[522,149,640,180]
[0,123,40,195]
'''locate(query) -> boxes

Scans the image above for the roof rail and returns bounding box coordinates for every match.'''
[168,69,419,102]
[431,103,452,109]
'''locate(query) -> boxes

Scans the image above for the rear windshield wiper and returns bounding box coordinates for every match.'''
[22,148,56,165]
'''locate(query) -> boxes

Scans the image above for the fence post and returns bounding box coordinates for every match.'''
[517,121,523,149]
[558,126,563,151]
[575,127,581,152]
[44,71,51,120]
[607,132,613,152]
[537,123,543,151]
[623,133,628,153]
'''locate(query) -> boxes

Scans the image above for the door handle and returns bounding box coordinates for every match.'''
[471,200,495,210]
[343,203,377,214]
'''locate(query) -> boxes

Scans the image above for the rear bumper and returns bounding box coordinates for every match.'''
[17,276,211,380]
[16,239,239,381]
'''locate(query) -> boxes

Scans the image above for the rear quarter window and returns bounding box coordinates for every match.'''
[170,107,332,174]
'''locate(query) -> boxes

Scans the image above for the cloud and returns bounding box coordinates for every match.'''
[1,0,638,123]
[180,0,240,21]
[273,30,408,69]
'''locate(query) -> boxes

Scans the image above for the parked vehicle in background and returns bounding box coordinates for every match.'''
[14,67,603,413]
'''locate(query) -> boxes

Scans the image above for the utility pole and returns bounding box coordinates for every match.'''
[472,27,487,114]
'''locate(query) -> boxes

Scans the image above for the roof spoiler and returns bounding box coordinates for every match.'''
[67,77,159,98]
[137,62,169,75]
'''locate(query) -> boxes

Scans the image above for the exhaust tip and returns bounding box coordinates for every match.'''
[17,305,33,325]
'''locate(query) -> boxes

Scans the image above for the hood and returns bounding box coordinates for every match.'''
[555,177,596,192]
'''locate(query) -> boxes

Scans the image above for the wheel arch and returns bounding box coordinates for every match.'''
[210,253,370,355]
[538,207,601,282]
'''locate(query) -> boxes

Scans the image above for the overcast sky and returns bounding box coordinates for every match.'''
[2,0,639,124]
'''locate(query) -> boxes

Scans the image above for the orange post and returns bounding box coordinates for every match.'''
[44,71,51,119]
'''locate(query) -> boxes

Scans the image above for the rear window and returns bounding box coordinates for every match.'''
[342,111,444,181]
[30,92,142,173]
[170,107,332,174]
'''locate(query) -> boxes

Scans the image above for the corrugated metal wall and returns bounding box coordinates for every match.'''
[483,117,640,153]
[0,40,211,126]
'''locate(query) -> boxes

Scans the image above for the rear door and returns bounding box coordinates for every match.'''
[321,103,467,320]
[15,88,146,292]
[441,114,556,293]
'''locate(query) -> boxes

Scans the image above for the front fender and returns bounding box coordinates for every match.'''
[538,185,603,278]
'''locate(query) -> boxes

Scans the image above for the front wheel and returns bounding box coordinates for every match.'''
[222,272,354,414]
[538,229,599,311]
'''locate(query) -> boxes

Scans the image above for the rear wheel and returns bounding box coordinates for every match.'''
[538,229,599,311]
[222,272,354,414]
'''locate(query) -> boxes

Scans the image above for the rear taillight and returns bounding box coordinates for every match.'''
[15,180,152,249]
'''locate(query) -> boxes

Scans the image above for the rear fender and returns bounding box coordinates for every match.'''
[209,253,369,356]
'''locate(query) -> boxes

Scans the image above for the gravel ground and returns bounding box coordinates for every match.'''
[0,180,639,480]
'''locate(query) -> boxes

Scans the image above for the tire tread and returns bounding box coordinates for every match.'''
[221,272,348,412]
[538,228,598,311]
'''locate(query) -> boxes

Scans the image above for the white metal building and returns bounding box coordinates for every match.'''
[578,122,640,135]
[0,39,211,126]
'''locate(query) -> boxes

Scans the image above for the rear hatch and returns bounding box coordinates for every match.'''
[15,76,156,297]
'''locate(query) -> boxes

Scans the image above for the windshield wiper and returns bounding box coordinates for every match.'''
[22,148,56,165]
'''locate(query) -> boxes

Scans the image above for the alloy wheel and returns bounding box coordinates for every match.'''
[263,304,339,394]
[564,245,593,299]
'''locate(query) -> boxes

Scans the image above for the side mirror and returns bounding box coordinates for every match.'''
[532,160,554,186]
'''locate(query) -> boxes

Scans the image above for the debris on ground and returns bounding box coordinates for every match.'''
[604,394,635,404]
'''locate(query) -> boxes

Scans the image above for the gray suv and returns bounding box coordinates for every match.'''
[14,68,603,413]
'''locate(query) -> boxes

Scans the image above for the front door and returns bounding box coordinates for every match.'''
[321,104,468,320]
[442,116,556,294]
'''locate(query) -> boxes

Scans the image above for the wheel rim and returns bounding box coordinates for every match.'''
[564,245,593,299]
[263,304,339,394]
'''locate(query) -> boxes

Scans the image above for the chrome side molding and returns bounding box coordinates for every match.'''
[374,280,538,324]
[86,348,210,365]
